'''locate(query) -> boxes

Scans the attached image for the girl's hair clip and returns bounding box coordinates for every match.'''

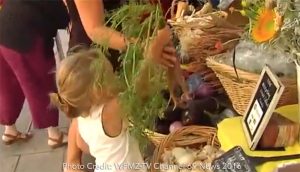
[57,93,67,106]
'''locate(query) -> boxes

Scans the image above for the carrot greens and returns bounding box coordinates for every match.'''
[93,0,168,151]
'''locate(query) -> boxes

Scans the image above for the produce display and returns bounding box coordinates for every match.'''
[0,0,299,172]
[94,0,229,151]
[159,146,225,172]
[152,0,299,171]
[155,95,231,135]
[93,0,299,170]
[154,69,229,135]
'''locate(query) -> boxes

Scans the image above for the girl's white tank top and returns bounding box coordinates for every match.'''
[77,105,147,172]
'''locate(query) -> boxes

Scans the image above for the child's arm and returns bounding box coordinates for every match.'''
[101,98,123,137]
[64,120,87,172]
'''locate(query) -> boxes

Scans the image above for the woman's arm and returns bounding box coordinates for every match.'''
[74,0,127,51]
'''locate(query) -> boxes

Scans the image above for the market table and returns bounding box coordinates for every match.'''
[218,104,300,172]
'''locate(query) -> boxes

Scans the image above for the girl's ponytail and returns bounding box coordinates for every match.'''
[49,93,80,118]
[49,93,63,108]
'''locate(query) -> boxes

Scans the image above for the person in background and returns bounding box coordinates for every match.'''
[66,0,176,68]
[0,0,69,148]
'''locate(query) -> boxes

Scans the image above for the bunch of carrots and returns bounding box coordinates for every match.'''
[95,0,189,151]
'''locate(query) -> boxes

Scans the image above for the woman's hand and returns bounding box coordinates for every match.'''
[160,42,177,68]
[146,26,177,68]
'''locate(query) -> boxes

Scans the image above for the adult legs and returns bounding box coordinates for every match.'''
[0,37,67,147]
[0,46,31,143]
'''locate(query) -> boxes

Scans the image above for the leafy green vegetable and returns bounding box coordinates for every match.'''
[93,0,168,152]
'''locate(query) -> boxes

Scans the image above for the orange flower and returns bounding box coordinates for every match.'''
[251,8,277,43]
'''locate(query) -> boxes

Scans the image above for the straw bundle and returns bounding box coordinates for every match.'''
[169,11,243,62]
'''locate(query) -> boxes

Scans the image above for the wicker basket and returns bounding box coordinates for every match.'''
[168,0,242,62]
[206,54,298,115]
[168,8,242,62]
[146,125,217,148]
[145,125,217,147]
[150,126,220,172]
[145,126,218,148]
[145,129,167,147]
[151,126,220,172]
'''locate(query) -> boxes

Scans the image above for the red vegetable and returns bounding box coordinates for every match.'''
[169,121,183,133]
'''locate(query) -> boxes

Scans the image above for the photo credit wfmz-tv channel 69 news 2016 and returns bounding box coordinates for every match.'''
[63,162,241,171]
[63,162,152,171]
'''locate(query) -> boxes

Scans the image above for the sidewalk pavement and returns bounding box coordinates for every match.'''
[0,102,95,172]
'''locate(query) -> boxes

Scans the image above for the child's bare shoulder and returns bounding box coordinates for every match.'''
[102,98,121,120]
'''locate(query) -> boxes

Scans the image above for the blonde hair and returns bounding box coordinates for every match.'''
[49,48,119,118]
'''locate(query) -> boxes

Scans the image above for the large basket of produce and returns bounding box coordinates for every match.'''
[146,62,227,146]
[206,41,298,115]
[145,60,226,146]
[210,0,300,115]
[167,1,243,63]
[146,95,226,146]
[150,125,223,172]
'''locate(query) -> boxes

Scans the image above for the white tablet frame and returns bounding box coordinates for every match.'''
[242,65,285,150]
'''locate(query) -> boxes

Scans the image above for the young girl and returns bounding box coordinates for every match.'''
[50,27,176,172]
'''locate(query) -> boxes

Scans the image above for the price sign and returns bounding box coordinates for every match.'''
[242,65,285,150]
[212,146,256,172]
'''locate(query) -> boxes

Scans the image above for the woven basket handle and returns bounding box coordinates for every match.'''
[171,0,188,19]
